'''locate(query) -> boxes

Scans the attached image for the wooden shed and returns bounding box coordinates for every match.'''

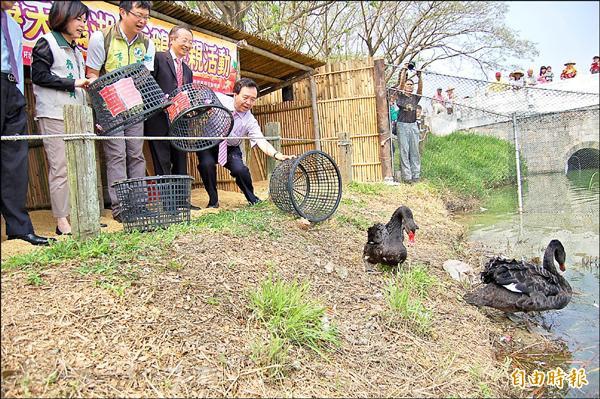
[22,0,326,210]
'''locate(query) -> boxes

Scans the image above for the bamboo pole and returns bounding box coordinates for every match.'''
[372,57,392,179]
[337,131,353,185]
[265,122,282,182]
[309,74,321,150]
[63,104,100,239]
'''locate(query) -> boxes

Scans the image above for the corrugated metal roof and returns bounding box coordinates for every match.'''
[107,1,325,93]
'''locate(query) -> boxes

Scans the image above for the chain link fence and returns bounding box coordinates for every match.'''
[385,64,600,213]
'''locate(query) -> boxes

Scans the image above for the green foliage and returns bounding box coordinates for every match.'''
[250,336,291,380]
[420,132,519,198]
[384,265,437,334]
[347,181,388,195]
[26,270,44,286]
[335,214,372,230]
[249,276,339,355]
[192,202,285,237]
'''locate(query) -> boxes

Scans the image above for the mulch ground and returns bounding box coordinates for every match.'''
[1,181,550,397]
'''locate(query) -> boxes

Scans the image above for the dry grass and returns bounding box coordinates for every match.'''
[1,181,554,397]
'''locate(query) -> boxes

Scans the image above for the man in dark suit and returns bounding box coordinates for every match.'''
[144,25,193,177]
[1,1,52,245]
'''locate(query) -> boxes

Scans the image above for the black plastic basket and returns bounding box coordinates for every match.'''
[112,175,193,232]
[269,150,342,222]
[167,83,234,152]
[88,63,171,135]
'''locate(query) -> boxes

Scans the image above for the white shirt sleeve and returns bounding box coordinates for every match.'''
[246,113,265,148]
[144,39,155,71]
[85,30,106,71]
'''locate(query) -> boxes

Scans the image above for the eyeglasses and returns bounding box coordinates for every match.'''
[127,10,150,21]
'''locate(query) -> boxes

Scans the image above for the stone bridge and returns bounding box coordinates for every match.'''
[466,106,599,174]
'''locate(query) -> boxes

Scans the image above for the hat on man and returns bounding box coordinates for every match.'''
[564,61,576,66]
[495,71,502,77]
[446,86,455,92]
[511,70,524,77]
[593,56,599,60]
[437,87,443,91]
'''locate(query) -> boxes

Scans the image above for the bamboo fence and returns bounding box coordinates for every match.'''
[22,58,382,209]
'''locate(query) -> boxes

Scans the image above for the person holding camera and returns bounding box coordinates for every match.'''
[396,63,423,184]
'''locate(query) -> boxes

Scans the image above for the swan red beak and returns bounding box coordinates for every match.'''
[408,231,415,245]
[559,263,566,272]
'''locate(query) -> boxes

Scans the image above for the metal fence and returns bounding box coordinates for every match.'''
[385,64,600,213]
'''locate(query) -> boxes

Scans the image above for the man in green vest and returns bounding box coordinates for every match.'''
[85,1,155,222]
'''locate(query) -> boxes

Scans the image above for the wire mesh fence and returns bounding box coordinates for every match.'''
[384,63,600,213]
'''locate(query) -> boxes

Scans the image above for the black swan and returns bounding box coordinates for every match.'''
[363,205,418,271]
[464,239,572,313]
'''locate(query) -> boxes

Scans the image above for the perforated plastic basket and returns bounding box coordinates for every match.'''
[269,150,342,222]
[112,175,193,232]
[166,83,234,152]
[88,63,171,135]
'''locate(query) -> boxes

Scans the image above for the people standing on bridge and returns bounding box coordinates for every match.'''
[545,66,554,82]
[525,68,537,86]
[1,0,53,245]
[431,87,446,114]
[31,1,92,236]
[509,71,525,89]
[488,71,507,93]
[537,66,548,84]
[590,56,599,74]
[396,64,423,184]
[560,62,577,80]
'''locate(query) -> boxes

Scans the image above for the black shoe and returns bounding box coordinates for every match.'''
[113,214,123,223]
[55,226,72,236]
[7,233,55,246]
[207,202,219,209]
[249,198,262,206]
[190,204,201,211]
[100,223,108,228]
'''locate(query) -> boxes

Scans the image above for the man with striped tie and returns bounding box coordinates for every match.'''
[196,78,295,208]
[144,25,193,178]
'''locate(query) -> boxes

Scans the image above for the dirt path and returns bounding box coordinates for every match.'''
[1,182,542,397]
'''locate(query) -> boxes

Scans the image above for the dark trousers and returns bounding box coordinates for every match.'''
[148,140,188,176]
[0,77,34,235]
[196,145,259,206]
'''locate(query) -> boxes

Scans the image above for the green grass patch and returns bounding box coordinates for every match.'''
[347,181,388,195]
[249,275,339,356]
[250,336,291,380]
[419,131,520,199]
[384,264,437,335]
[335,213,372,230]
[193,201,285,237]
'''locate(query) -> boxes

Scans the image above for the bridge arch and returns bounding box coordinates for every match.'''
[564,140,600,173]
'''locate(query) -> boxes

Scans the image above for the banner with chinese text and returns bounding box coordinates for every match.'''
[8,1,238,93]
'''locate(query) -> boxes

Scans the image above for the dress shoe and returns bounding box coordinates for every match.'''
[7,233,55,246]
[207,202,219,209]
[190,204,201,211]
[249,198,262,206]
[55,226,72,236]
[100,223,108,228]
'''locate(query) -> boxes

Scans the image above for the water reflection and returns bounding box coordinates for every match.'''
[458,171,599,398]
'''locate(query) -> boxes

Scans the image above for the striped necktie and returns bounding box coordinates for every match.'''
[217,140,228,166]
[175,57,183,88]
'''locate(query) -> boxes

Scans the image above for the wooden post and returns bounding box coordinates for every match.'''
[309,74,321,150]
[265,122,282,182]
[372,57,393,179]
[64,104,100,239]
[337,131,353,185]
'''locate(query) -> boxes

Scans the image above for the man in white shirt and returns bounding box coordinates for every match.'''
[197,78,295,208]
[85,1,155,222]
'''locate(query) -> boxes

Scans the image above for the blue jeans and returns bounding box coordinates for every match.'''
[397,122,420,181]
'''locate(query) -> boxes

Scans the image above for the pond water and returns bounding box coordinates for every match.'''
[457,171,599,398]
